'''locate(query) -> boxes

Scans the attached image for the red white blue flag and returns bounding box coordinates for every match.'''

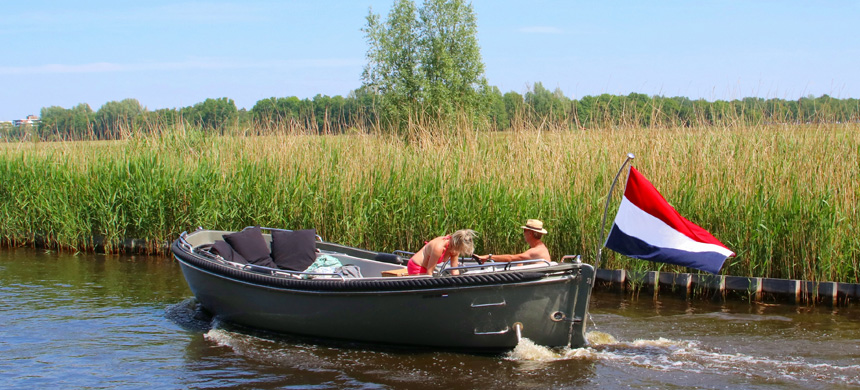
[605,166,734,274]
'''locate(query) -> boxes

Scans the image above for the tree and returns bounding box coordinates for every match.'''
[484,86,508,129]
[39,103,93,140]
[252,97,299,129]
[362,0,488,133]
[418,0,487,118]
[503,91,524,125]
[362,0,422,131]
[143,108,181,128]
[95,99,144,139]
[182,98,238,133]
[525,82,568,124]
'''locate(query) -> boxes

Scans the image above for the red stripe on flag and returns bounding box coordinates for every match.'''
[624,166,731,250]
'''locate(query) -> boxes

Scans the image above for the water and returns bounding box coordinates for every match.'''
[2,247,859,389]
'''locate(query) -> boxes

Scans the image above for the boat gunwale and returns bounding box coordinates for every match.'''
[171,238,584,294]
[175,254,580,297]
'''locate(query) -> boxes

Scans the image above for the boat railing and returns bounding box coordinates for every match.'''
[272,270,347,281]
[255,226,324,242]
[210,258,353,281]
[438,259,553,276]
[179,230,354,281]
[180,231,248,268]
[177,231,193,252]
[186,236,258,269]
[394,250,473,263]
[214,260,356,281]
[560,255,582,264]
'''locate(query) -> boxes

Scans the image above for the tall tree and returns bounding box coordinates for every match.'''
[362,0,488,133]
[182,98,238,133]
[418,0,487,118]
[95,99,144,139]
[362,0,423,131]
[39,103,93,140]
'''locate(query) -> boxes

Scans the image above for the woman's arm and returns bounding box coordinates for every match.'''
[449,253,460,275]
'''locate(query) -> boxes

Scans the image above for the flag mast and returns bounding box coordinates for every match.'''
[596,153,635,269]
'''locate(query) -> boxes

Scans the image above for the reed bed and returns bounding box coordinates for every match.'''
[0,122,857,283]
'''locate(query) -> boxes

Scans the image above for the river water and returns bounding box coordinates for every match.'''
[1,247,858,389]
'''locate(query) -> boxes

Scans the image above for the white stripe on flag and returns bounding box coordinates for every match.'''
[615,197,735,258]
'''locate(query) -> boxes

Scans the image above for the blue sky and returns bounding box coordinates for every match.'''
[2,1,856,120]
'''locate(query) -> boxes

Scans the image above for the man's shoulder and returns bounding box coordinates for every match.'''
[528,243,551,259]
[526,245,548,255]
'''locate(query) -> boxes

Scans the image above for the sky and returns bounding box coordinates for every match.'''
[2,0,857,121]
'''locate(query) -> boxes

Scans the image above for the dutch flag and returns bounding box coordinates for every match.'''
[604,166,735,274]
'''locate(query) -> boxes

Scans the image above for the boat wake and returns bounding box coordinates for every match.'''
[165,299,333,369]
[204,327,350,372]
[507,331,860,387]
[164,298,214,332]
[167,301,860,388]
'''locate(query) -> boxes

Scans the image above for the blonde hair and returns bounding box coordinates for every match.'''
[450,229,476,256]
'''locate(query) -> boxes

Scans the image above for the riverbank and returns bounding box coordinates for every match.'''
[593,268,860,306]
[0,123,857,283]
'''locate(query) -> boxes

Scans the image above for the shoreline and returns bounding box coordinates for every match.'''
[5,236,858,306]
[592,268,859,306]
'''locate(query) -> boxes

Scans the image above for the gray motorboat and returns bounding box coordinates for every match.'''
[172,227,594,351]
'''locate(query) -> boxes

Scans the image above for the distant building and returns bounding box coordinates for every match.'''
[13,115,40,127]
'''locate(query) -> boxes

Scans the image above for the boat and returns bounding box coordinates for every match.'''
[171,226,594,351]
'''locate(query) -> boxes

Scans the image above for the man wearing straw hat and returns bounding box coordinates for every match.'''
[473,219,551,264]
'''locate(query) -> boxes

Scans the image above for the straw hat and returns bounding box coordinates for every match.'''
[521,219,548,235]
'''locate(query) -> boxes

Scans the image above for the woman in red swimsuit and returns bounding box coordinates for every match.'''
[407,229,476,276]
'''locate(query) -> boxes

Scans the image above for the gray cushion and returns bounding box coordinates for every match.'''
[210,240,248,264]
[224,226,277,268]
[271,229,317,271]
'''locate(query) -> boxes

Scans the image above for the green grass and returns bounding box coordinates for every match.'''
[0,122,857,283]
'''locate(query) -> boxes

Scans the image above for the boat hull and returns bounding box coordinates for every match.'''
[173,231,594,351]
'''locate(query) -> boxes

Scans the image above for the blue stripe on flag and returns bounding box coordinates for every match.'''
[605,224,728,274]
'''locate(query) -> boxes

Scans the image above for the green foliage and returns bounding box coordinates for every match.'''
[181,97,238,132]
[94,99,145,139]
[485,86,509,129]
[502,91,524,128]
[39,103,94,140]
[0,122,31,141]
[362,0,488,134]
[250,96,308,129]
[418,0,488,118]
[525,82,569,124]
[362,0,423,131]
[142,108,182,129]
[2,124,857,284]
[23,91,860,141]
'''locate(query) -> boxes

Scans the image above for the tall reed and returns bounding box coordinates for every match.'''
[0,121,856,283]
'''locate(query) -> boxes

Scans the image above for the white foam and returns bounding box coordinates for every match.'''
[505,331,860,386]
[506,337,560,362]
[202,328,341,371]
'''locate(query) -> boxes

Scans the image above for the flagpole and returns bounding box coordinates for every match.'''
[596,153,635,269]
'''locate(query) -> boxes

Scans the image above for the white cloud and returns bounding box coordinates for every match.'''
[6,2,270,26]
[518,26,564,34]
[0,58,364,75]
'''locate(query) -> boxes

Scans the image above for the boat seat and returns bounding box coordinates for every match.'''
[381,268,409,277]
[374,252,406,265]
